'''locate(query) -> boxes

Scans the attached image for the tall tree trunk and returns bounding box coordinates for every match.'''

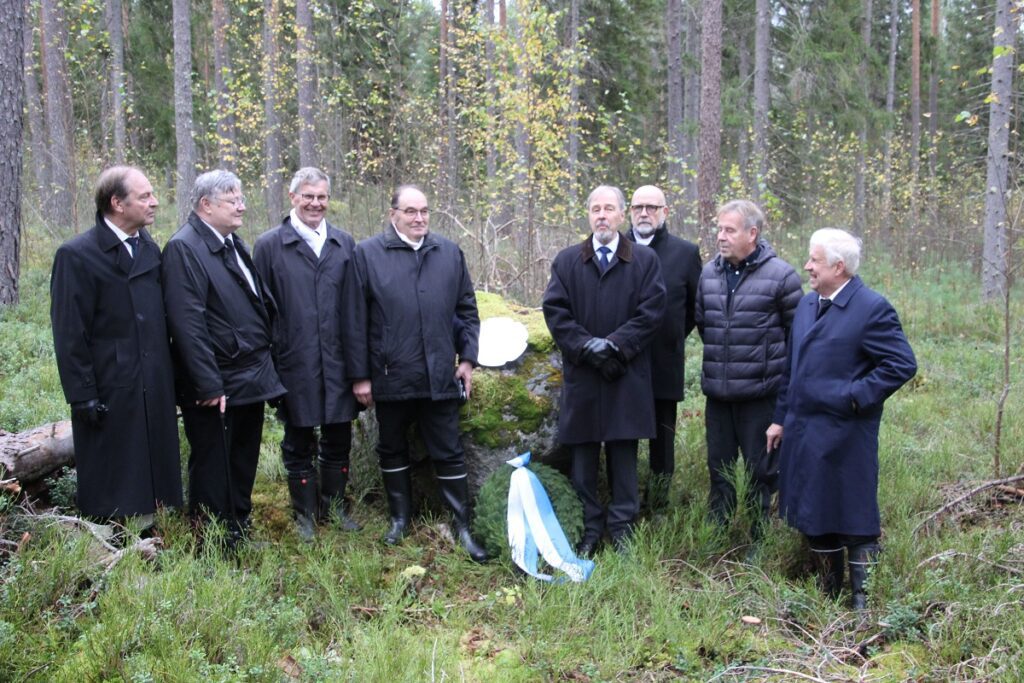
[172,0,196,227]
[697,0,723,243]
[565,0,580,205]
[927,0,940,231]
[212,0,236,170]
[439,0,459,216]
[737,33,751,194]
[104,0,126,163]
[296,0,317,167]
[39,0,75,231]
[752,0,769,204]
[483,0,497,183]
[666,0,685,204]
[23,1,48,203]
[854,0,872,232]
[881,0,899,231]
[0,0,25,305]
[910,0,921,222]
[263,0,284,225]
[683,0,700,209]
[981,0,1018,300]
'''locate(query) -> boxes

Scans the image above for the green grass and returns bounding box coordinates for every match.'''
[3,252,1024,681]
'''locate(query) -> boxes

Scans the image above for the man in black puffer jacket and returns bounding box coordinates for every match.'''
[695,199,802,540]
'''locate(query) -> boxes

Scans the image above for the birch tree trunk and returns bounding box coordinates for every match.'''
[0,0,24,305]
[104,0,126,164]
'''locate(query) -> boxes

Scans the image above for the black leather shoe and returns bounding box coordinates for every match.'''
[576,540,598,558]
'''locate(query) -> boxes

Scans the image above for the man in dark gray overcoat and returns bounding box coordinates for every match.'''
[51,166,182,526]
[543,185,666,555]
[253,167,362,540]
[768,228,916,609]
[626,184,701,512]
[163,170,285,547]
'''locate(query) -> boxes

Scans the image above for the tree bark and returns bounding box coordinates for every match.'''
[752,0,770,204]
[263,0,284,225]
[666,0,685,204]
[23,1,48,204]
[212,0,236,170]
[39,0,75,231]
[0,0,24,306]
[881,0,899,230]
[0,422,73,487]
[737,33,751,194]
[854,0,873,232]
[683,0,700,208]
[104,0,126,164]
[926,0,940,230]
[172,0,196,227]
[565,0,580,204]
[981,0,1018,300]
[910,0,921,221]
[296,0,317,167]
[697,0,723,243]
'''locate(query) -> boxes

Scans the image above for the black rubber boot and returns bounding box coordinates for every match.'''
[287,473,318,542]
[381,467,412,545]
[848,542,879,610]
[437,476,489,563]
[319,459,361,531]
[812,547,846,599]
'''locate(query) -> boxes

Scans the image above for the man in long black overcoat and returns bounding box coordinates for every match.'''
[162,170,285,546]
[253,167,362,540]
[626,184,702,512]
[50,166,182,524]
[543,185,666,555]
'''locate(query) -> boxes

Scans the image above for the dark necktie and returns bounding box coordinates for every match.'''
[816,298,832,320]
[597,246,611,273]
[125,236,140,259]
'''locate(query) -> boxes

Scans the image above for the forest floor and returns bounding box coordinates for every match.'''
[2,244,1024,682]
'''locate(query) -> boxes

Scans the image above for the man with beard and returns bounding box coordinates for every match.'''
[695,199,802,544]
[626,185,702,513]
[50,166,182,529]
[253,167,362,541]
[543,185,666,555]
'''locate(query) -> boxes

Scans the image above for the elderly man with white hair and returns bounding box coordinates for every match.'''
[767,228,917,610]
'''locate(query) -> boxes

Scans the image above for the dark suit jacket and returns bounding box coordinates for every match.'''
[162,212,285,407]
[50,214,182,516]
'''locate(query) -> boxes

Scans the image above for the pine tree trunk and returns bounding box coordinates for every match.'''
[737,35,751,194]
[263,0,284,224]
[697,0,723,243]
[752,0,770,204]
[854,0,873,232]
[927,0,940,231]
[981,0,1018,300]
[39,0,75,231]
[172,0,196,227]
[666,0,685,204]
[0,0,24,306]
[910,0,921,222]
[212,0,236,171]
[104,0,126,164]
[23,3,48,203]
[296,0,317,167]
[565,0,580,205]
[683,1,700,208]
[881,0,899,232]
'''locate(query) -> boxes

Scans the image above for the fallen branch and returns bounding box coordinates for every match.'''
[916,549,1024,576]
[913,473,1024,536]
[709,665,828,682]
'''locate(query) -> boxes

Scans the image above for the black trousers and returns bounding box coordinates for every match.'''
[807,533,879,551]
[182,401,265,525]
[375,399,466,479]
[704,394,778,522]
[647,399,678,477]
[572,440,639,543]
[281,422,352,476]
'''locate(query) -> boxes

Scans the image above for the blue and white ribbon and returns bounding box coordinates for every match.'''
[506,452,595,582]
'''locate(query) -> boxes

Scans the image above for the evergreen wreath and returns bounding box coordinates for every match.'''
[472,461,584,561]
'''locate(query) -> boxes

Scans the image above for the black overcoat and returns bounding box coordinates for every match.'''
[162,213,285,407]
[50,216,182,517]
[627,226,701,401]
[344,226,479,402]
[252,217,360,426]
[774,277,917,536]
[542,235,666,444]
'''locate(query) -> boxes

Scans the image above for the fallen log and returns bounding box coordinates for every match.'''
[0,420,74,487]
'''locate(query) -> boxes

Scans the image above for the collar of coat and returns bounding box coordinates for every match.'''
[381,222,439,251]
[627,225,666,247]
[280,215,345,247]
[712,238,775,273]
[812,274,863,314]
[92,211,155,254]
[187,211,248,253]
[581,231,634,264]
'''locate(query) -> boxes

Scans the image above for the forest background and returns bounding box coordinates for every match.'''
[1,0,1024,680]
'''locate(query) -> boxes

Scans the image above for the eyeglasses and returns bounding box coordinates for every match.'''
[218,195,246,207]
[300,193,329,204]
[630,204,665,214]
[397,207,430,218]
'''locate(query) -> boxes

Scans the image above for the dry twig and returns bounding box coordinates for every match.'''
[913,473,1024,535]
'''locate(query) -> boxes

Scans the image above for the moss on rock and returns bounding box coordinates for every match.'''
[475,291,554,353]
[459,371,551,449]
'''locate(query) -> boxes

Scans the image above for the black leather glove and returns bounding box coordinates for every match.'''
[600,357,627,382]
[71,399,108,427]
[581,337,615,368]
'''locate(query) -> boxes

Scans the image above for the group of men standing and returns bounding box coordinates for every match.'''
[50,165,916,606]
[542,183,915,609]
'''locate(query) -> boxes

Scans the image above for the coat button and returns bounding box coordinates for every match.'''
[136,314,144,321]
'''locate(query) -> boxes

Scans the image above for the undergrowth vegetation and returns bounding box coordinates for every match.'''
[2,248,1023,681]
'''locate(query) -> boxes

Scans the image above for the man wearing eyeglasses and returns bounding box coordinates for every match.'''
[625,185,702,514]
[252,168,362,541]
[163,169,285,548]
[344,185,488,562]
